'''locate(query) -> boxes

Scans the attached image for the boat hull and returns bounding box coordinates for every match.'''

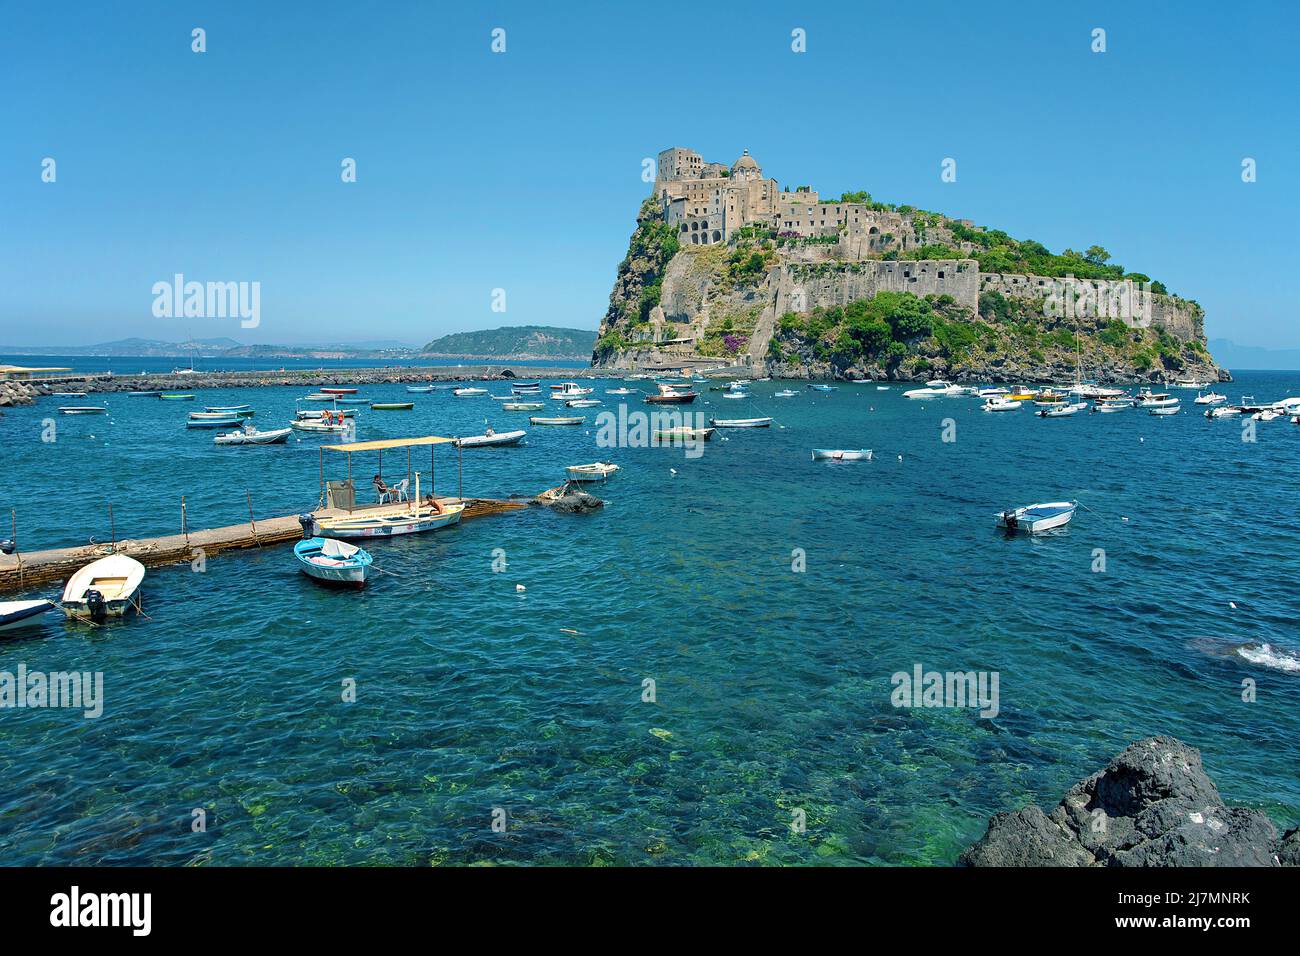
[294,538,371,587]
[317,504,465,539]
[0,600,55,633]
[812,449,872,461]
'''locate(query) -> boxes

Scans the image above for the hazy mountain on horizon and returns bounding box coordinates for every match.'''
[1208,338,1300,371]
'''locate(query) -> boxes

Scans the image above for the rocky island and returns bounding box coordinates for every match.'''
[592,148,1226,383]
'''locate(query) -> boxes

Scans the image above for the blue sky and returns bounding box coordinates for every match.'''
[1,0,1296,348]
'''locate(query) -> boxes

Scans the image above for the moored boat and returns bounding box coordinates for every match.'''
[128,390,162,397]
[996,501,1077,534]
[981,398,1021,412]
[214,426,291,445]
[0,599,56,633]
[565,462,619,482]
[158,393,195,400]
[370,402,414,410]
[709,417,772,428]
[1194,391,1227,405]
[566,398,602,408]
[807,384,837,392]
[774,390,798,398]
[655,425,713,442]
[294,525,373,588]
[1148,404,1181,416]
[503,402,544,411]
[290,417,353,433]
[606,387,636,395]
[1037,401,1088,417]
[204,404,253,414]
[811,449,872,461]
[186,416,243,428]
[58,406,107,415]
[60,554,146,620]
[453,387,488,397]
[529,416,584,425]
[320,387,357,395]
[454,428,526,448]
[406,385,434,393]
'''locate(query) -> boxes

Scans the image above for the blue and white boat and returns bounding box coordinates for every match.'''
[812,448,872,461]
[186,416,242,428]
[996,501,1077,534]
[406,385,434,393]
[807,384,837,392]
[294,530,374,588]
[0,599,55,633]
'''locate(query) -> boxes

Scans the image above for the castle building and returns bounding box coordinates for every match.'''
[654,146,930,255]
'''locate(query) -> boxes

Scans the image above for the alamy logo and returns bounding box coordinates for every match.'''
[0,664,103,718]
[50,886,151,936]
[890,664,999,718]
[152,273,260,328]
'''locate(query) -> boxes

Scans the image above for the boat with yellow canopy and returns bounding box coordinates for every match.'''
[313,435,467,539]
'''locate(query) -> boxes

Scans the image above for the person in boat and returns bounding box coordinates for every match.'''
[422,494,445,514]
[372,474,391,502]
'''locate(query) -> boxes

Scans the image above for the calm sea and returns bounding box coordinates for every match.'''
[0,353,586,375]
[1,371,1298,865]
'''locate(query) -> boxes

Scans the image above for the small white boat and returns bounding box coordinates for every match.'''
[876,386,890,391]
[1148,404,1181,416]
[406,385,434,393]
[550,382,593,399]
[709,417,773,428]
[529,416,584,426]
[566,399,602,408]
[774,390,798,398]
[58,406,107,415]
[1206,406,1240,419]
[811,449,872,461]
[565,462,619,482]
[503,401,544,411]
[52,391,87,397]
[1173,379,1211,389]
[0,599,55,633]
[996,501,1077,534]
[1194,391,1227,405]
[1094,399,1130,413]
[61,554,146,620]
[981,398,1021,412]
[205,404,252,413]
[296,407,356,418]
[1134,389,1179,408]
[1038,402,1088,417]
[606,387,636,395]
[214,426,291,445]
[721,391,749,400]
[453,387,488,397]
[1252,409,1281,422]
[655,426,714,441]
[807,384,836,392]
[454,428,526,448]
[904,381,959,398]
[303,393,341,401]
[290,418,353,433]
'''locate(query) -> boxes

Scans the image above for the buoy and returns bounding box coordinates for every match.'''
[670,468,677,476]
[515,584,525,592]
[1230,601,1238,610]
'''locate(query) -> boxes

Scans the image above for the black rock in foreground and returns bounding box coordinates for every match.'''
[960,736,1298,867]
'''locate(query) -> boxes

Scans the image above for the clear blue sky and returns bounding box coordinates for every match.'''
[2,0,1296,348]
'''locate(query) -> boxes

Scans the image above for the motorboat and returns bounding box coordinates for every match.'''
[644,385,697,404]
[709,417,773,428]
[904,381,961,398]
[0,599,55,634]
[128,390,162,397]
[981,398,1021,412]
[1037,402,1088,417]
[294,529,373,588]
[1134,389,1179,408]
[58,406,106,415]
[190,410,250,420]
[1031,389,1069,407]
[566,399,602,408]
[655,426,713,442]
[1252,409,1281,422]
[1148,403,1181,416]
[812,449,872,461]
[290,417,353,433]
[720,391,749,399]
[296,407,356,418]
[565,462,619,482]
[807,384,836,392]
[510,381,541,390]
[303,393,342,401]
[454,429,526,448]
[406,385,435,393]
[214,426,292,445]
[1193,391,1227,405]
[60,554,146,620]
[453,387,488,397]
[996,501,1077,534]
[606,387,636,395]
[1094,398,1131,413]
[1173,379,1211,389]
[1206,406,1240,419]
[529,416,584,425]
[53,391,86,397]
[503,402,543,411]
[774,390,798,398]
[550,382,593,399]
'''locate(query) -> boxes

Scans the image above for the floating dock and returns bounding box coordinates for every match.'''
[0,497,530,595]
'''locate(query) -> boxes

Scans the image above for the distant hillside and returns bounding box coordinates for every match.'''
[0,337,241,356]
[1207,339,1300,371]
[420,326,596,359]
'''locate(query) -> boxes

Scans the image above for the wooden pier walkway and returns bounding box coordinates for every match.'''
[0,497,530,595]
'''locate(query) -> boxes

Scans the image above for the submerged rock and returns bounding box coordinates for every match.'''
[537,488,605,514]
[959,736,1291,867]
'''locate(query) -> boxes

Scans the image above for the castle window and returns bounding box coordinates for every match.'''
[938,271,945,279]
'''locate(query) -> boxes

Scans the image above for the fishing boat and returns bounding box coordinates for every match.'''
[566,398,602,408]
[720,391,749,400]
[293,527,373,588]
[58,406,106,415]
[314,436,466,539]
[320,387,357,395]
[1007,388,1037,401]
[645,384,697,404]
[565,462,619,482]
[453,387,488,397]
[1194,391,1228,405]
[303,393,341,401]
[290,417,353,433]
[204,404,253,414]
[807,384,837,392]
[709,417,772,428]
[60,554,146,620]
[1173,378,1211,389]
[606,387,636,395]
[1094,398,1131,413]
[128,390,162,397]
[1148,404,1181,416]
[1031,389,1069,407]
[1038,401,1088,418]
[186,416,243,428]
[370,402,414,410]
[996,501,1077,534]
[158,393,195,401]
[774,390,798,398]
[455,428,526,448]
[981,398,1022,412]
[550,382,594,399]
[503,402,544,411]
[510,381,541,390]
[406,385,435,393]
[190,410,248,420]
[529,416,584,426]
[214,426,291,445]
[655,426,714,442]
[811,449,872,461]
[0,599,55,633]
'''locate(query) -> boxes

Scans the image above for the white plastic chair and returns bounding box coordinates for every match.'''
[382,478,409,504]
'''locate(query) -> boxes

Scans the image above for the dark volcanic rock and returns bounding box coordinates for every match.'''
[960,736,1290,867]
[540,490,605,514]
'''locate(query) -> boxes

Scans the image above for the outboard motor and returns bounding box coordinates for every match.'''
[85,588,107,622]
[298,514,321,539]
[1001,511,1018,533]
[0,539,14,555]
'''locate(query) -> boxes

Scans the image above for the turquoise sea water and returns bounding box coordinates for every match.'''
[2,372,1299,865]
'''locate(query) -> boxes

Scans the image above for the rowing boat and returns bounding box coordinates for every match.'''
[0,599,55,633]
[565,462,619,482]
[529,416,584,425]
[158,393,194,401]
[320,387,357,394]
[58,406,106,415]
[996,501,1077,534]
[566,399,602,408]
[294,532,373,588]
[370,402,414,410]
[655,426,713,442]
[186,416,243,428]
[503,402,543,411]
[453,387,488,397]
[709,417,772,428]
[406,386,435,393]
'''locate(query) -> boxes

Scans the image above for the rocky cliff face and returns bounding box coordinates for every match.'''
[960,736,1298,867]
[593,201,1227,383]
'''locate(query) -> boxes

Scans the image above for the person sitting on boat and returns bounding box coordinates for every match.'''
[423,494,445,514]
[372,474,391,502]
